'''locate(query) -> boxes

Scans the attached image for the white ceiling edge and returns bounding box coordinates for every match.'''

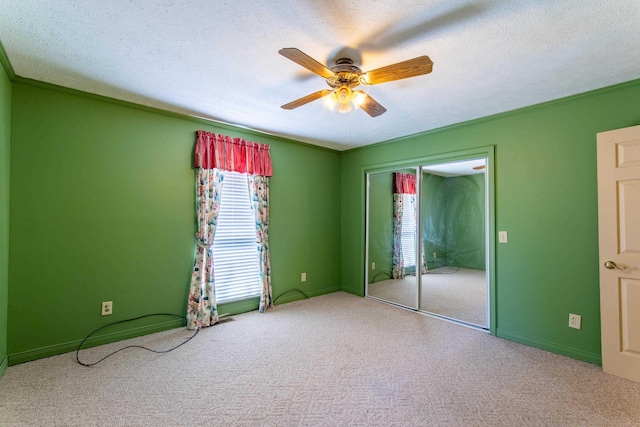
[1,0,639,151]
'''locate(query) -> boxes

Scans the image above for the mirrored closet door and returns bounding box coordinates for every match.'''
[366,158,489,329]
[420,159,488,327]
[366,168,419,310]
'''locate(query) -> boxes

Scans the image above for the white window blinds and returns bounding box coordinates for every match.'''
[212,171,262,303]
[401,193,417,268]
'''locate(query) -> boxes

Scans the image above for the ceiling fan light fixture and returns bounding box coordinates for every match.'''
[336,86,353,114]
[352,90,367,109]
[325,88,367,113]
[337,100,353,114]
[323,92,338,110]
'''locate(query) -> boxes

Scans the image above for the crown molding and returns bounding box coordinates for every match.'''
[0,38,16,80]
[11,75,340,153]
[344,77,640,154]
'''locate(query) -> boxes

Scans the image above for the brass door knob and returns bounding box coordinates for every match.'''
[604,261,629,272]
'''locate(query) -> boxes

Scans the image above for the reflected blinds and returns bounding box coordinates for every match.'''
[401,193,416,268]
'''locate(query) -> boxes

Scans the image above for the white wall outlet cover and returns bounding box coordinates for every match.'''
[569,313,582,329]
[498,231,508,243]
[101,301,113,316]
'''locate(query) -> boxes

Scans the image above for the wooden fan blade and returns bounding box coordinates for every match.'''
[364,56,433,85]
[358,93,387,117]
[281,89,333,110]
[279,48,335,79]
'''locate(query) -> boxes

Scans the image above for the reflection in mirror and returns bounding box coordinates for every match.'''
[366,169,419,309]
[421,158,487,327]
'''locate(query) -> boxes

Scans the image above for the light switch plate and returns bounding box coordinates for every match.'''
[498,231,508,243]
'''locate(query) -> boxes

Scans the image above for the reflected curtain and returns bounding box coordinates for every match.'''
[392,192,405,278]
[421,241,428,274]
[392,173,416,279]
[187,131,273,330]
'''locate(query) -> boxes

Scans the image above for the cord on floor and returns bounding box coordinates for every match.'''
[371,271,392,283]
[273,288,309,304]
[75,313,199,367]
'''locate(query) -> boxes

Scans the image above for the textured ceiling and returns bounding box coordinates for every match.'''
[1,1,639,150]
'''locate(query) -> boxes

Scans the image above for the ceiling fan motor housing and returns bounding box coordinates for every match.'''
[327,58,364,89]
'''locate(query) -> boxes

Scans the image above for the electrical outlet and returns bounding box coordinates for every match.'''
[301,273,306,282]
[101,301,113,316]
[569,313,581,329]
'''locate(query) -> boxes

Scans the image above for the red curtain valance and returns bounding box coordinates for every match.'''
[194,130,273,176]
[393,173,416,194]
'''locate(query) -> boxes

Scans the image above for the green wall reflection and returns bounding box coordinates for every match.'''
[422,173,485,270]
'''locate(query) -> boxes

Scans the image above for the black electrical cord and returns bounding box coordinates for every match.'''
[371,271,392,283]
[273,288,309,304]
[75,313,199,367]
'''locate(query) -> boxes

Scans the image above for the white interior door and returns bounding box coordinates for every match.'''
[597,124,640,383]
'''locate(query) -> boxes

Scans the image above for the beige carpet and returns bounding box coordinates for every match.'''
[368,267,487,326]
[1,292,639,426]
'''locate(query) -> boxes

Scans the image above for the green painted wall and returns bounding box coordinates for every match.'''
[8,81,341,363]
[0,57,11,375]
[342,79,640,364]
[422,173,485,270]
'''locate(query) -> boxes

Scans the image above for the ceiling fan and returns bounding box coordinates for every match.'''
[279,48,433,117]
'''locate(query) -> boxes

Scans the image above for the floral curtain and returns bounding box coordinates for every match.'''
[248,175,273,312]
[187,130,273,330]
[392,173,417,279]
[187,168,224,329]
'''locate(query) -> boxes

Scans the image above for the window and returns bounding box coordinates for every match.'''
[212,171,262,303]
[401,193,416,268]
